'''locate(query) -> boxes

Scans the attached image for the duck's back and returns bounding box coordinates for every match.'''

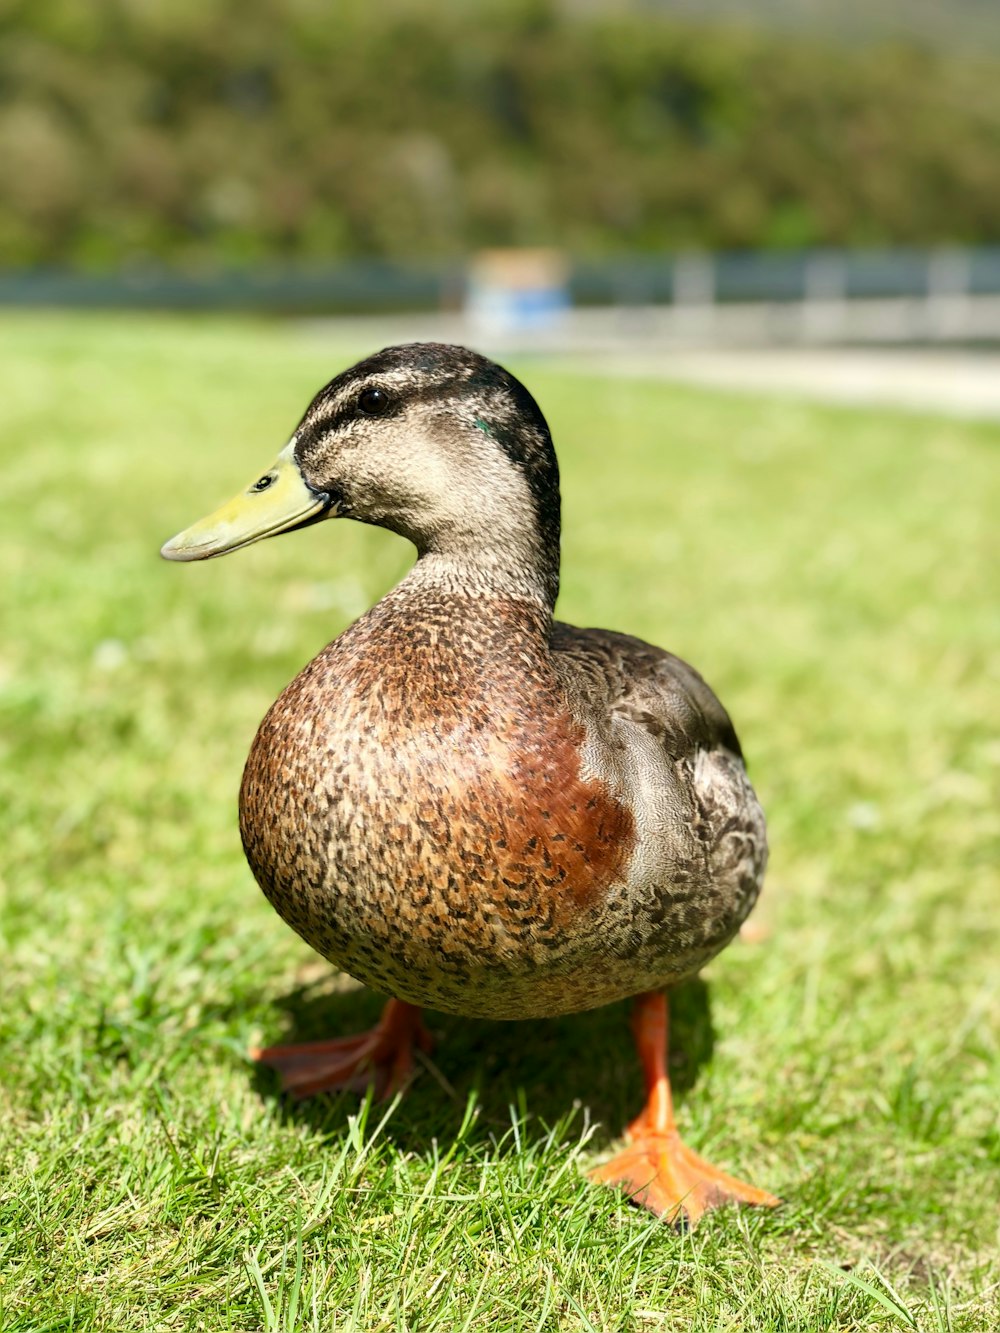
[239,590,765,1020]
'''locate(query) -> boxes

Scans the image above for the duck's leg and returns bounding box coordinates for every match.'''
[589,991,779,1225]
[251,999,432,1100]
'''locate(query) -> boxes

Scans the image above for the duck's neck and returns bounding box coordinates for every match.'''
[400,546,556,616]
[375,418,561,610]
[378,399,562,610]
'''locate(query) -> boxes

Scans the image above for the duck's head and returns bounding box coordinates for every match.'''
[161,342,561,607]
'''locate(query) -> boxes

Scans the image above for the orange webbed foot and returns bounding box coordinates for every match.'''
[251,999,432,1100]
[589,1123,779,1226]
[590,991,780,1226]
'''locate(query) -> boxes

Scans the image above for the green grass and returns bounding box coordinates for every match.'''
[0,312,997,1332]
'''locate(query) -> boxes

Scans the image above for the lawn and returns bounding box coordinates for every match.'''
[0,312,997,1332]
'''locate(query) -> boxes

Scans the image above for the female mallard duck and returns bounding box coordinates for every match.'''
[162,342,778,1224]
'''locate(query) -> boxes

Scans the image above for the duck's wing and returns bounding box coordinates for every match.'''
[549,622,745,764]
[550,621,766,960]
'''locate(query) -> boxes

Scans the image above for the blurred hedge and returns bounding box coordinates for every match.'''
[2,0,1000,268]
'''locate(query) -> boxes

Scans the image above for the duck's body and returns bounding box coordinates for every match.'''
[241,580,765,1020]
[162,342,778,1224]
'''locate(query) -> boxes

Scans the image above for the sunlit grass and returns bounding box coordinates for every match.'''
[0,312,997,1331]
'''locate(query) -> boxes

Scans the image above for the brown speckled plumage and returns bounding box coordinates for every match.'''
[232,343,767,1022]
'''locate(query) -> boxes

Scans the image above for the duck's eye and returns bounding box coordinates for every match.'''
[358,387,391,417]
[250,474,275,493]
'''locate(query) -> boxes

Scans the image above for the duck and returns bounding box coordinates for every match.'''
[161,342,779,1225]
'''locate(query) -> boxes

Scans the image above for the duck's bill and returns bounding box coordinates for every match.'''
[160,443,332,562]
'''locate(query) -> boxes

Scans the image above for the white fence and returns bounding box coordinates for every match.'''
[566,248,1000,346]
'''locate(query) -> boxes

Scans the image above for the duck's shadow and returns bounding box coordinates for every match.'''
[251,978,715,1155]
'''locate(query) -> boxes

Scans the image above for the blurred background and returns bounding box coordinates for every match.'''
[4,0,1000,407]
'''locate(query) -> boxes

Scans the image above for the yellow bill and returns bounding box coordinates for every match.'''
[160,443,331,562]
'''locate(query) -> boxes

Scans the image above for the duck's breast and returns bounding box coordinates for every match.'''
[239,597,640,1018]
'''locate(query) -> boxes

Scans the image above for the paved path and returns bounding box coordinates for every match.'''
[559,346,1000,420]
